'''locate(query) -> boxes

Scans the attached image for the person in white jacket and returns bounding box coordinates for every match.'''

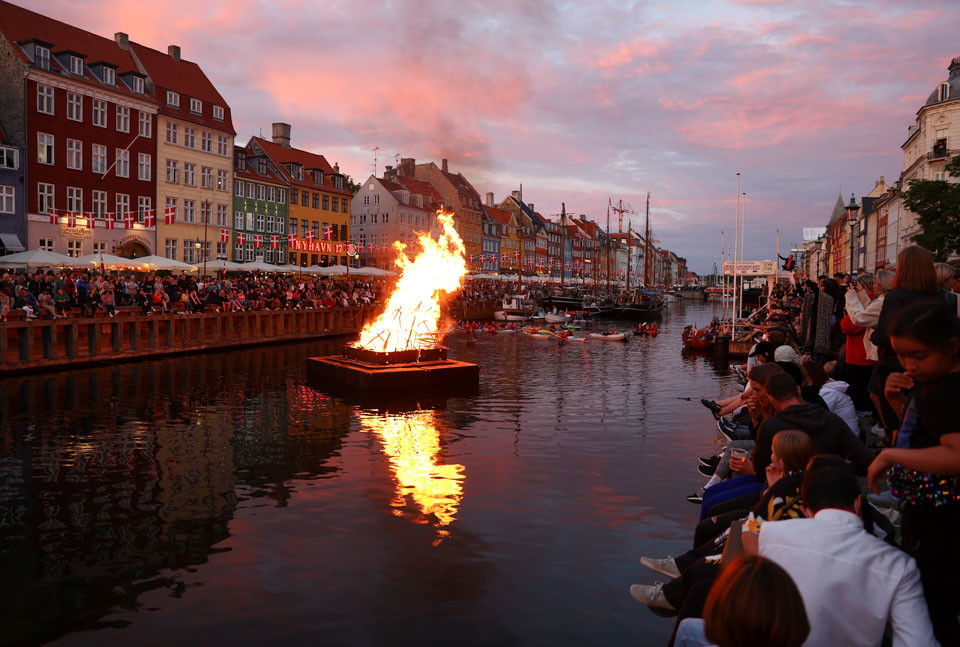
[844,270,894,362]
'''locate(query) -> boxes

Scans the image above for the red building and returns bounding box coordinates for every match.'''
[0,1,159,258]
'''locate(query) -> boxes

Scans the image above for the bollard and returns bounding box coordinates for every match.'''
[714,334,730,360]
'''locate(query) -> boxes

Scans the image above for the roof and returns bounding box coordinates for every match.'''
[390,175,444,210]
[234,146,287,185]
[0,0,153,103]
[827,193,846,226]
[129,42,234,133]
[484,205,515,227]
[924,57,960,108]
[251,136,351,196]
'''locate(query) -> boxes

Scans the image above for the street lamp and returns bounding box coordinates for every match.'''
[844,194,860,277]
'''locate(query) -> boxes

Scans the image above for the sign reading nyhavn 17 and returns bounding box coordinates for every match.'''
[290,240,352,254]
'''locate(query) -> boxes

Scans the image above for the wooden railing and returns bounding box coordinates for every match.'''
[0,306,376,375]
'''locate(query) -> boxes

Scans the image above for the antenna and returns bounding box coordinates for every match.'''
[371,146,379,176]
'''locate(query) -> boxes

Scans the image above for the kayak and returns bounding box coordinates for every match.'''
[588,333,627,341]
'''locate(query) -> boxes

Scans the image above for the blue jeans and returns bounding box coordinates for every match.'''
[700,475,763,521]
[675,618,714,646]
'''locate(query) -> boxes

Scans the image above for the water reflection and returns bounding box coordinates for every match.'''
[358,410,464,543]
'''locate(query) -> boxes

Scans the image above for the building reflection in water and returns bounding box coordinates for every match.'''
[358,410,465,544]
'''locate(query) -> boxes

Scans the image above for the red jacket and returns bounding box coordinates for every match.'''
[840,314,874,366]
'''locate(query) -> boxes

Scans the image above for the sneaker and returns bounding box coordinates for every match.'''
[700,398,722,416]
[698,462,717,477]
[699,455,721,468]
[732,365,745,379]
[629,582,676,613]
[639,556,681,579]
[685,492,703,504]
[717,419,738,442]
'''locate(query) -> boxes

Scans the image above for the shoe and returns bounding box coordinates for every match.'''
[698,463,717,477]
[686,492,703,504]
[732,365,745,379]
[700,399,722,419]
[699,455,721,468]
[629,582,676,614]
[639,556,681,579]
[717,419,738,442]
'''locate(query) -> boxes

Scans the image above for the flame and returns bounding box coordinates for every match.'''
[360,410,464,540]
[355,209,466,352]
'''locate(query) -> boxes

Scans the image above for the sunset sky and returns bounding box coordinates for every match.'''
[19,0,960,271]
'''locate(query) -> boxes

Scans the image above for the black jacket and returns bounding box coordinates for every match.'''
[753,402,874,479]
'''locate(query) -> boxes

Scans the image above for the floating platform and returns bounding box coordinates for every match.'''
[306,352,480,395]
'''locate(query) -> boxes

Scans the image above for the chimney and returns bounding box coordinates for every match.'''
[950,56,960,78]
[114,32,129,50]
[485,192,494,207]
[511,190,520,200]
[168,45,181,61]
[441,158,448,173]
[272,122,291,148]
[334,162,340,174]
[384,164,394,179]
[528,203,534,213]
[399,157,415,177]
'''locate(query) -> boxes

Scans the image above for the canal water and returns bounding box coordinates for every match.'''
[0,301,738,646]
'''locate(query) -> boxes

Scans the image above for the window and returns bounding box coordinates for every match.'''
[213,105,225,121]
[39,238,54,252]
[92,99,107,127]
[268,186,276,202]
[217,135,228,156]
[138,111,152,137]
[165,238,178,260]
[311,222,319,239]
[116,193,129,219]
[67,240,82,257]
[115,148,129,177]
[201,131,212,152]
[67,186,83,212]
[939,82,950,102]
[138,196,151,222]
[216,241,227,258]
[290,189,298,204]
[0,147,17,169]
[277,216,285,234]
[35,46,50,70]
[37,133,54,164]
[217,169,228,191]
[334,175,344,190]
[38,183,55,214]
[246,243,254,261]
[133,76,145,94]
[246,183,254,199]
[67,93,82,121]
[363,195,369,206]
[217,203,227,226]
[290,219,298,236]
[92,190,107,217]
[91,144,107,174]
[116,105,130,133]
[267,215,275,233]
[67,139,82,170]
[0,185,14,214]
[93,241,106,254]
[314,170,324,185]
[183,199,195,223]
[166,91,180,108]
[278,189,286,204]
[257,213,265,231]
[165,121,178,144]
[331,197,339,213]
[374,194,379,205]
[190,97,202,114]
[183,163,196,186]
[257,184,265,201]
[138,153,151,181]
[201,166,212,189]
[246,212,254,230]
[234,211,244,230]
[69,55,83,75]
[235,180,244,197]
[321,195,328,210]
[166,159,179,183]
[184,127,196,148]
[37,84,54,114]
[201,201,211,224]
[103,67,115,85]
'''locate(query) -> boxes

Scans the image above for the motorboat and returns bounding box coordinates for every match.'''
[493,295,538,322]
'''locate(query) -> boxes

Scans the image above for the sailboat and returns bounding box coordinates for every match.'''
[616,192,665,320]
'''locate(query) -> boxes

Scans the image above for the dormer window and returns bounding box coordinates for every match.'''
[258,159,266,175]
[190,98,202,114]
[212,105,224,121]
[334,175,344,190]
[69,55,83,75]
[314,170,324,185]
[102,67,115,85]
[35,46,50,70]
[939,82,950,102]
[236,150,246,171]
[286,163,303,181]
[133,76,144,94]
[166,91,180,107]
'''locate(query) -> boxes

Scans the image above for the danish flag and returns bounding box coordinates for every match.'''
[254,234,262,248]
[237,232,246,246]
[323,224,333,240]
[144,209,156,228]
[537,258,544,269]
[356,242,363,253]
[48,209,59,225]
[220,229,230,243]
[565,262,571,271]
[514,251,520,261]
[468,254,475,264]
[67,213,77,228]
[164,205,176,225]
[305,230,315,241]
[287,234,297,245]
[123,212,136,228]
[270,235,279,249]
[102,217,115,230]
[84,214,94,229]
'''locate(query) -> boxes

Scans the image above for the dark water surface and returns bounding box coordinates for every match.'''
[0,301,738,646]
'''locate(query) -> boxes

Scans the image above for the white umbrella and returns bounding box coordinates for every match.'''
[298,265,328,275]
[234,259,287,272]
[0,249,80,268]
[74,253,142,270]
[206,258,246,272]
[134,255,198,271]
[354,266,397,277]
[323,264,351,275]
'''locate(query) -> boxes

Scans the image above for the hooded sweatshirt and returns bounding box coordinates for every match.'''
[819,380,858,436]
[753,402,874,480]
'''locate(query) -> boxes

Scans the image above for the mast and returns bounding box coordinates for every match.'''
[739,192,746,326]
[644,192,651,288]
[518,212,523,294]
[560,203,566,288]
[606,201,611,293]
[626,222,631,294]
[733,173,741,340]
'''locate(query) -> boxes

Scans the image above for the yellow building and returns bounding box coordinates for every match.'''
[249,124,352,267]
[405,158,483,260]
[128,42,235,264]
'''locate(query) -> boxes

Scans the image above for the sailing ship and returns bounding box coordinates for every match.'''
[614,193,665,320]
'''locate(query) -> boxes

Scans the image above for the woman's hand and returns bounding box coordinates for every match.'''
[765,463,782,487]
[868,450,895,493]
[731,456,755,476]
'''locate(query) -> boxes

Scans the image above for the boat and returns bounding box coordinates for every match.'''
[531,308,547,322]
[493,295,538,321]
[705,286,734,301]
[544,311,569,324]
[682,325,715,352]
[588,332,627,341]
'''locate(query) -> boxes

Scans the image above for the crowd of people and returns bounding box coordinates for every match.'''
[0,270,386,320]
[629,245,960,647]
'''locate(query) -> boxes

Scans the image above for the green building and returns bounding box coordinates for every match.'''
[232,147,289,263]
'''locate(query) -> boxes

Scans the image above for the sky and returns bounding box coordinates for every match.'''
[17,0,960,272]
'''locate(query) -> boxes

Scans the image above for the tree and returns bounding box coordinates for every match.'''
[345,175,362,194]
[901,155,960,260]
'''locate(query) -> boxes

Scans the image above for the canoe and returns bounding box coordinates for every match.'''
[588,333,627,341]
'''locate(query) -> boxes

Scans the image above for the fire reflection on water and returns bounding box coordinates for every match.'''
[358,410,464,543]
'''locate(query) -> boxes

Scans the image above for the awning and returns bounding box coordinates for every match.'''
[0,233,25,253]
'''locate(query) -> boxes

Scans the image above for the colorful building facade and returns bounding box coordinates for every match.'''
[233,147,288,264]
